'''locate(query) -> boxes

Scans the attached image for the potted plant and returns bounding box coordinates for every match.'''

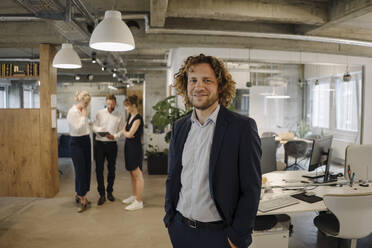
[295,120,310,138]
[145,139,169,174]
[147,96,188,174]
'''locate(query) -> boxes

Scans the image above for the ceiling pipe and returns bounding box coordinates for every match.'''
[0,58,40,62]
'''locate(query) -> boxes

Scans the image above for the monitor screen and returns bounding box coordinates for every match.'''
[308,135,333,172]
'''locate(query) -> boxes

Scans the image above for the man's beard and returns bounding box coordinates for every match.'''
[190,94,218,110]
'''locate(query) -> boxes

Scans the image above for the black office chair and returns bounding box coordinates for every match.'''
[284,140,308,170]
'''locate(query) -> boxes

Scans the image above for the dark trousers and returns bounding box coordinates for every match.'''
[70,135,91,197]
[168,213,231,248]
[95,140,118,196]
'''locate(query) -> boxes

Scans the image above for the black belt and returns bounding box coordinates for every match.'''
[177,212,226,230]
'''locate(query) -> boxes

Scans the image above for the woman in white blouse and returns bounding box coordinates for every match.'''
[67,90,91,213]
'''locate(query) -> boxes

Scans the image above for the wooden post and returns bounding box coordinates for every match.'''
[39,44,59,197]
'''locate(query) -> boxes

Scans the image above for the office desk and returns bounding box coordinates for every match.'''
[253,171,372,248]
[259,170,372,215]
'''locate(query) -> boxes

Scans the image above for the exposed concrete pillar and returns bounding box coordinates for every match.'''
[144,70,167,127]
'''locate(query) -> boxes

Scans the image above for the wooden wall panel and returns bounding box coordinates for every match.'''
[0,44,59,198]
[39,44,59,197]
[0,109,41,196]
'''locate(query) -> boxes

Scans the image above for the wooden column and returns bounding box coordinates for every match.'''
[39,43,59,197]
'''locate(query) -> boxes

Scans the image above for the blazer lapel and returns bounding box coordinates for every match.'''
[209,106,229,198]
[176,117,192,165]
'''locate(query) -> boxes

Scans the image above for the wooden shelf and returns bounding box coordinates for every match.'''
[0,76,39,80]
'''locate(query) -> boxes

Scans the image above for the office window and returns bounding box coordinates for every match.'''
[23,89,32,108]
[311,80,330,128]
[335,74,361,131]
[0,87,6,108]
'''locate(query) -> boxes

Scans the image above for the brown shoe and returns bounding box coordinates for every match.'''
[77,202,90,213]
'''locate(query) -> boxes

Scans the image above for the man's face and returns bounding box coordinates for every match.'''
[187,63,219,110]
[106,99,116,113]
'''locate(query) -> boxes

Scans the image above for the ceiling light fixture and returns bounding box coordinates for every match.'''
[108,85,118,90]
[89,10,135,52]
[265,95,290,99]
[91,52,97,63]
[52,43,82,69]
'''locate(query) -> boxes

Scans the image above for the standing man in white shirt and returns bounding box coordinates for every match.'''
[93,94,124,205]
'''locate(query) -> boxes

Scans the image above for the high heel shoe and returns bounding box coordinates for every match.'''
[77,200,91,213]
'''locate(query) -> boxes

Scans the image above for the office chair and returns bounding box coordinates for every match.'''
[313,193,372,248]
[305,134,322,140]
[345,144,372,182]
[284,140,308,170]
[261,131,278,137]
[261,132,281,149]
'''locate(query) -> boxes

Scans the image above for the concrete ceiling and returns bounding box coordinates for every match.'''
[1,0,372,82]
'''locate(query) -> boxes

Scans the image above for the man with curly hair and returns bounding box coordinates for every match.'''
[164,54,262,248]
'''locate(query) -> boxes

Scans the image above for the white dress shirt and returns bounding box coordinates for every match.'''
[176,105,222,222]
[67,105,90,137]
[92,108,124,141]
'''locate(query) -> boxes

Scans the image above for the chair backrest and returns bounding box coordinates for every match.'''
[305,134,322,140]
[284,140,308,158]
[323,193,372,239]
[260,136,277,174]
[345,144,372,182]
[261,132,278,138]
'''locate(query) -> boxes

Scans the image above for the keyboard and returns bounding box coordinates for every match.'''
[258,195,300,212]
[302,172,325,179]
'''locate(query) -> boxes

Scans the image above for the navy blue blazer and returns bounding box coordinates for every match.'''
[164,105,262,248]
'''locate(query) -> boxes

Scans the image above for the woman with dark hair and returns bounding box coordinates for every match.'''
[67,90,92,213]
[121,95,144,211]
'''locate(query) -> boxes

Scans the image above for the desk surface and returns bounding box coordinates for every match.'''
[258,171,372,215]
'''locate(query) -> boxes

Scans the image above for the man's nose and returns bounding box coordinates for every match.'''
[194,79,204,89]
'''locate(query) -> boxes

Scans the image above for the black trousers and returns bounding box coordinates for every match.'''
[70,135,91,197]
[95,140,118,196]
[168,213,231,248]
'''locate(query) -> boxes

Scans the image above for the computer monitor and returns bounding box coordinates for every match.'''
[308,135,333,172]
[260,136,277,174]
[308,135,334,183]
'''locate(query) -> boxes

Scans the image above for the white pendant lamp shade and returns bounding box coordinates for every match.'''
[89,10,135,52]
[52,43,82,69]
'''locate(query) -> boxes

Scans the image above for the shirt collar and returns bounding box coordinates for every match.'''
[191,104,220,125]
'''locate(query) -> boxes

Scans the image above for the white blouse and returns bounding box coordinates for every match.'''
[67,105,90,136]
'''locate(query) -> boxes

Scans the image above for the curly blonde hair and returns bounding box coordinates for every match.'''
[174,54,236,108]
[74,90,91,104]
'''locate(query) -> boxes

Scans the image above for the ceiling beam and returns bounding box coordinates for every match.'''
[166,0,327,25]
[164,17,295,34]
[150,0,168,27]
[307,0,372,35]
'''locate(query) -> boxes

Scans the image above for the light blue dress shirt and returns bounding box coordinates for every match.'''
[176,105,222,222]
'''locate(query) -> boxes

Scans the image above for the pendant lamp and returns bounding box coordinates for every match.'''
[89,10,135,52]
[52,43,82,69]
